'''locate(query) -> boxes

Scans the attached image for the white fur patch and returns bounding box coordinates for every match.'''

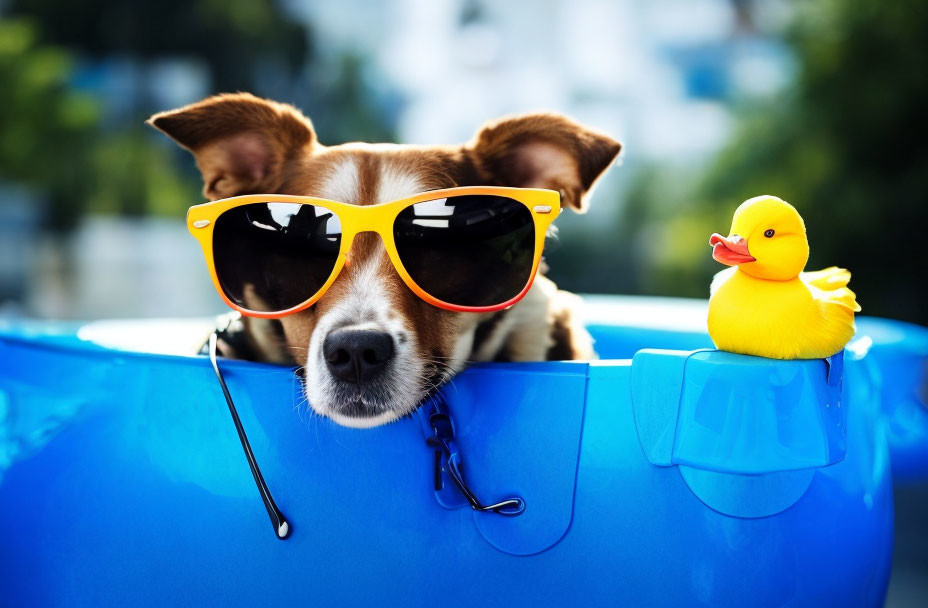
[303,162,429,426]
[503,277,557,361]
[320,156,360,202]
[470,278,556,362]
[376,164,423,203]
[449,316,478,369]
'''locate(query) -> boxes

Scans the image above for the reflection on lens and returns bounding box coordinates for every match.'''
[393,195,535,307]
[213,203,342,312]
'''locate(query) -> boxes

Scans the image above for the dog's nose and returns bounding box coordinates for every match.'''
[323,329,395,383]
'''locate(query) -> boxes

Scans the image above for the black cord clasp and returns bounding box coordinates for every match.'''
[424,397,525,517]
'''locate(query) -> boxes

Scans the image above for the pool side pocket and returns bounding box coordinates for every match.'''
[631,349,847,518]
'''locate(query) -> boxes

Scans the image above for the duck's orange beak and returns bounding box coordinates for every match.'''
[709,233,756,266]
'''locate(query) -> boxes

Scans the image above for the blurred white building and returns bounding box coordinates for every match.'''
[286,0,793,225]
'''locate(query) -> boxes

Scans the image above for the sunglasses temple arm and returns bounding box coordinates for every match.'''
[209,332,291,540]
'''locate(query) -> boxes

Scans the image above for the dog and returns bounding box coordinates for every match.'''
[149,93,620,427]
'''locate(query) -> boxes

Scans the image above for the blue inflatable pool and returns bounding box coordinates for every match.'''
[1,296,926,607]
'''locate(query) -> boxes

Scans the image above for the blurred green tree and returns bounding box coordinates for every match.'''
[2,0,398,230]
[0,19,100,230]
[700,0,928,324]
[0,19,199,229]
[304,52,400,145]
[8,0,308,93]
[603,0,927,325]
[7,0,399,144]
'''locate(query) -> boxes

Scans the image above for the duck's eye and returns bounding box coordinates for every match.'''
[764,229,775,238]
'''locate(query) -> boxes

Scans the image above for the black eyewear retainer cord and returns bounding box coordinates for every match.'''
[209,331,290,540]
[207,328,526,540]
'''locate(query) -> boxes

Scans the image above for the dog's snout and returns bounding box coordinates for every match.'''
[323,329,395,383]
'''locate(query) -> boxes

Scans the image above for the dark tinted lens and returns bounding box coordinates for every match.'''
[213,203,341,312]
[393,195,535,307]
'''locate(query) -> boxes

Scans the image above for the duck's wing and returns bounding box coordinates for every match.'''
[803,267,860,312]
[801,266,851,290]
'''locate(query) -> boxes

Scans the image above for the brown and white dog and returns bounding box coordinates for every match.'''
[149,93,620,427]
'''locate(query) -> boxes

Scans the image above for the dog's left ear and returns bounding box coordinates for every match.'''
[147,93,315,200]
[469,113,621,212]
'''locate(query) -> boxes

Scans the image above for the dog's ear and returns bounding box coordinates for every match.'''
[469,113,621,212]
[147,93,316,200]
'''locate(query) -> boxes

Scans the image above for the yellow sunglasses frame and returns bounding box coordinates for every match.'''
[186,186,561,319]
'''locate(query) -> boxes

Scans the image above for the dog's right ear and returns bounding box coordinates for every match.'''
[147,93,316,200]
[469,113,621,213]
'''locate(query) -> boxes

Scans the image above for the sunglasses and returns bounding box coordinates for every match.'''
[187,186,561,318]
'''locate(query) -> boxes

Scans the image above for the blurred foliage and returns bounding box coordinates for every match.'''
[701,0,928,325]
[0,18,199,229]
[578,0,927,325]
[7,0,398,145]
[88,131,201,218]
[1,0,398,232]
[303,53,401,145]
[0,19,99,230]
[3,0,313,227]
[8,0,308,92]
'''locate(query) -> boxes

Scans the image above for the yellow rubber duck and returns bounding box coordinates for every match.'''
[708,195,860,359]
